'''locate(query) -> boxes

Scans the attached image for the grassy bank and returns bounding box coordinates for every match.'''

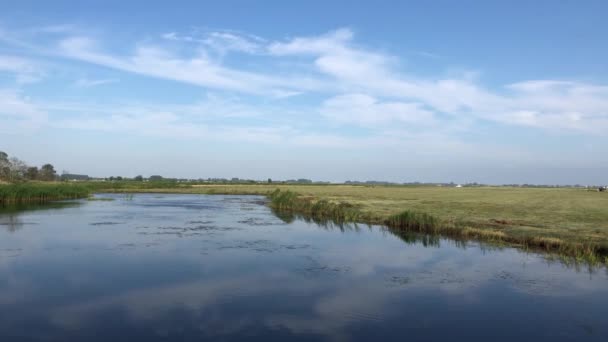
[98,183,608,263]
[265,187,608,263]
[0,183,91,204]
[2,181,607,263]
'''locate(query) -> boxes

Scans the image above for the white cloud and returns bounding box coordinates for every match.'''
[321,93,436,126]
[162,30,265,54]
[268,28,354,55]
[74,77,118,87]
[2,25,608,136]
[268,29,608,132]
[0,55,33,73]
[202,32,264,54]
[0,89,48,132]
[58,36,324,97]
[0,55,44,84]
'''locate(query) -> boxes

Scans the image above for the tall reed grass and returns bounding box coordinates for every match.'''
[269,189,362,222]
[0,183,90,204]
[268,189,608,265]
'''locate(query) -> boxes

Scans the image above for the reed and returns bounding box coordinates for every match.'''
[267,189,608,265]
[269,189,362,222]
[385,211,439,232]
[0,183,90,204]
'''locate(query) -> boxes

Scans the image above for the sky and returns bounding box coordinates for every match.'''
[0,0,607,184]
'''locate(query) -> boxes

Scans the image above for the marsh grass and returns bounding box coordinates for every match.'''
[385,211,439,232]
[269,189,362,223]
[268,189,608,265]
[9,181,605,265]
[0,183,90,204]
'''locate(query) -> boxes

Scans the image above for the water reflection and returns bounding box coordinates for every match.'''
[0,201,81,232]
[0,194,606,341]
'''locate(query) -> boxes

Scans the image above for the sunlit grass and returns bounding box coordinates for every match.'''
[5,181,607,263]
[0,183,90,204]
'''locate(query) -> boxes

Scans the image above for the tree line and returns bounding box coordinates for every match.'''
[0,151,57,182]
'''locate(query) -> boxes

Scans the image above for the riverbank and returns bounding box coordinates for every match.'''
[1,182,607,263]
[101,183,608,264]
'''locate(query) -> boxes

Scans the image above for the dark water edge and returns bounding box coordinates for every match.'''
[272,208,606,273]
[0,193,607,341]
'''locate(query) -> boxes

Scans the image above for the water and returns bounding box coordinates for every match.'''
[0,193,606,341]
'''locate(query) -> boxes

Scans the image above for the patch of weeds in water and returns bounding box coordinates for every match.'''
[296,256,351,277]
[238,217,285,226]
[216,240,311,254]
[152,224,241,235]
[90,221,123,226]
[186,220,214,225]
[387,276,411,286]
[87,197,115,201]
[281,243,311,250]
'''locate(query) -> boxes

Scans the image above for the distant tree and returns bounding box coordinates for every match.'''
[268,178,272,184]
[134,175,143,181]
[0,151,10,180]
[0,151,7,161]
[39,164,57,181]
[25,166,39,180]
[116,176,123,181]
[8,157,27,181]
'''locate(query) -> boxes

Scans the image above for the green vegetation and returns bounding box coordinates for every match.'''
[1,179,607,263]
[269,189,362,222]
[385,211,440,232]
[0,151,57,182]
[128,184,606,264]
[0,183,90,204]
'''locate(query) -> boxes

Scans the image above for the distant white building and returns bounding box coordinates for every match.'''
[456,184,463,188]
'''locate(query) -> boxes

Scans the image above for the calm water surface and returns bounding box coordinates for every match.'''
[0,194,607,341]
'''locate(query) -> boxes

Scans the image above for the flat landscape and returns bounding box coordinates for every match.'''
[92,183,608,260]
[2,182,607,261]
[3,2,608,340]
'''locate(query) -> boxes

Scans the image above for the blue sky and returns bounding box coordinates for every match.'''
[1,1,607,184]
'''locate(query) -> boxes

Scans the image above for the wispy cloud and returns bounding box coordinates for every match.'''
[0,89,48,132]
[269,29,608,133]
[56,35,325,97]
[74,77,118,87]
[321,93,436,126]
[0,55,44,84]
[0,26,585,133]
[162,29,266,55]
[3,25,608,140]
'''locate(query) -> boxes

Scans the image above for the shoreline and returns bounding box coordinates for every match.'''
[99,186,608,265]
[2,182,607,265]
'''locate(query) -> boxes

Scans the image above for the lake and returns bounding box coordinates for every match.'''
[0,193,606,341]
